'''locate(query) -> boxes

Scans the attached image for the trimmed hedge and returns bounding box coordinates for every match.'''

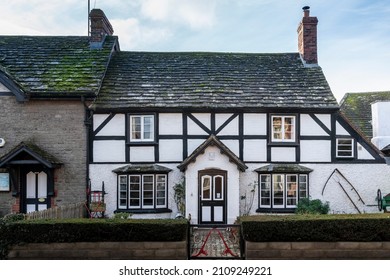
[0,218,188,259]
[241,214,390,242]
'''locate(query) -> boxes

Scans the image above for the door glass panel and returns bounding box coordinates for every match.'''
[26,172,36,199]
[37,172,47,198]
[273,174,284,207]
[201,176,211,200]
[38,204,47,211]
[213,176,223,200]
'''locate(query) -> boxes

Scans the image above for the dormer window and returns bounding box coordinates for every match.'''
[271,115,296,142]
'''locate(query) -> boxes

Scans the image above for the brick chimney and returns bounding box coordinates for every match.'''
[89,9,114,49]
[297,6,318,65]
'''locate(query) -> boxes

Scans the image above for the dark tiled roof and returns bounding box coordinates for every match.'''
[254,164,313,173]
[92,52,338,110]
[340,91,390,138]
[0,141,62,168]
[112,164,171,174]
[0,36,117,98]
[178,135,247,172]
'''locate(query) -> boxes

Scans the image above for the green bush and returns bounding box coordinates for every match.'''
[295,198,329,214]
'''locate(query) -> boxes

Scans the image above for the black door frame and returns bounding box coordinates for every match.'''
[198,169,227,224]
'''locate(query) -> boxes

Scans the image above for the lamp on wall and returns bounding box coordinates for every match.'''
[0,138,5,148]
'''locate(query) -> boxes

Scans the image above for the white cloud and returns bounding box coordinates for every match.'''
[140,0,217,29]
[111,18,172,50]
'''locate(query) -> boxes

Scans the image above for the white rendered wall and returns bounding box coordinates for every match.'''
[300,140,331,162]
[159,139,183,161]
[336,121,350,136]
[130,146,154,162]
[93,140,126,162]
[300,114,330,136]
[159,113,183,135]
[216,114,238,135]
[184,145,240,224]
[243,140,267,162]
[188,113,210,135]
[188,139,206,155]
[357,143,375,160]
[244,113,267,135]
[0,82,10,92]
[94,114,125,136]
[314,114,331,130]
[271,147,295,162]
[220,140,239,156]
[371,102,390,150]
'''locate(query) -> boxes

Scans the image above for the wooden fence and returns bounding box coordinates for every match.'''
[25,202,87,220]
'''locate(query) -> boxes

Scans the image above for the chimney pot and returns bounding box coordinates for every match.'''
[302,6,310,17]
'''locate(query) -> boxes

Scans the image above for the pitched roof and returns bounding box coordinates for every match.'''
[340,91,390,138]
[0,36,117,99]
[0,142,62,168]
[92,52,339,111]
[178,135,247,172]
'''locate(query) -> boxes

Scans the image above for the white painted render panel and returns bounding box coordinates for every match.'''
[271,147,296,162]
[244,113,267,135]
[300,140,331,162]
[0,82,10,92]
[188,113,210,135]
[159,139,183,162]
[93,114,109,131]
[93,140,125,162]
[243,140,267,162]
[315,114,331,130]
[216,114,238,135]
[357,143,375,160]
[95,114,125,136]
[159,113,183,135]
[188,139,206,155]
[220,140,239,156]
[130,146,154,162]
[336,121,350,136]
[300,114,329,136]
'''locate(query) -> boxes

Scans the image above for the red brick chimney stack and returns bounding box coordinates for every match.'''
[89,9,114,49]
[297,6,318,65]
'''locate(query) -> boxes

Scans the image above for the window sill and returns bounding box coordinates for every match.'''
[256,208,296,214]
[268,142,299,147]
[114,208,172,214]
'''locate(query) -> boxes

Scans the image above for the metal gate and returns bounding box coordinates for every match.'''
[188,224,243,259]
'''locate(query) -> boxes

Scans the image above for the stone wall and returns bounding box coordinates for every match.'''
[246,241,390,259]
[8,241,187,260]
[0,96,88,215]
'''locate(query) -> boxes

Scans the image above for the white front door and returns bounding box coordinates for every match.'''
[25,171,48,213]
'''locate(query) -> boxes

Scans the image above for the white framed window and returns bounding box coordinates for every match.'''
[213,175,224,201]
[259,173,308,210]
[271,116,295,142]
[130,115,154,142]
[201,175,212,201]
[117,174,167,210]
[336,138,354,158]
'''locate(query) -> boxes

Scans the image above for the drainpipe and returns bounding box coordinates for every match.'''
[82,96,92,216]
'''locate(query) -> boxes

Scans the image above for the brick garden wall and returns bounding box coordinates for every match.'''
[246,241,390,259]
[0,96,88,216]
[8,241,187,260]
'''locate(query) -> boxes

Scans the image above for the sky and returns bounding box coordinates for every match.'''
[0,0,389,102]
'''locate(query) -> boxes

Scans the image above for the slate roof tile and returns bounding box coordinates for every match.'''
[0,36,117,98]
[92,52,339,110]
